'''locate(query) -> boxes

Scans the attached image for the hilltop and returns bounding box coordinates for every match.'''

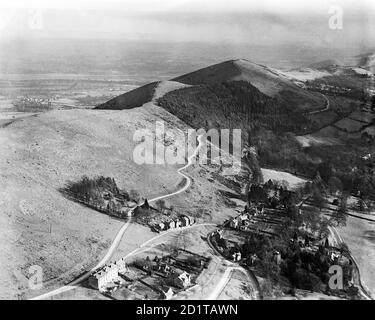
[97,59,326,113]
[356,52,375,73]
[308,59,343,71]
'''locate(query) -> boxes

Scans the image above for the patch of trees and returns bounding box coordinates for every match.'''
[241,232,353,294]
[248,180,297,210]
[331,195,348,227]
[62,176,120,201]
[242,146,264,195]
[60,175,141,214]
[254,130,375,201]
[157,80,314,136]
[159,79,375,201]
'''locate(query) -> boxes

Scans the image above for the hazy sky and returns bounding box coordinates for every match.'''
[0,0,374,49]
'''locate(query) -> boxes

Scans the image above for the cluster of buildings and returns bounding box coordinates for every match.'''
[227,203,268,231]
[306,83,353,95]
[153,215,195,232]
[167,271,192,289]
[89,251,202,299]
[89,258,128,292]
[14,96,52,109]
[361,102,375,113]
[211,229,242,262]
[136,255,194,290]
[228,212,253,231]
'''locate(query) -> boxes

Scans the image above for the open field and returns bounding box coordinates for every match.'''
[0,74,138,112]
[217,269,257,300]
[295,134,341,147]
[261,168,306,189]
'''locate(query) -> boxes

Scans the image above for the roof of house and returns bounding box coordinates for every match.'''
[92,263,118,279]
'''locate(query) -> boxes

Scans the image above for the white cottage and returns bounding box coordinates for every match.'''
[89,263,118,291]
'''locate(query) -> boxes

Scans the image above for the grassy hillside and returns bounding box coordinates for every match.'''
[0,107,189,299]
[96,81,159,110]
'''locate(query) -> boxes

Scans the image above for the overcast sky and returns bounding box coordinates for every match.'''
[0,0,374,49]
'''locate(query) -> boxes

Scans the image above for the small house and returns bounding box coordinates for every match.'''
[232,252,242,262]
[168,271,192,289]
[239,213,249,221]
[273,251,281,265]
[185,216,195,225]
[217,229,224,239]
[162,287,174,300]
[156,222,166,231]
[180,216,189,227]
[230,218,239,229]
[89,263,119,292]
[175,219,182,228]
[116,257,128,274]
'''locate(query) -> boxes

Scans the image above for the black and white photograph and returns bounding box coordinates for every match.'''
[0,0,374,305]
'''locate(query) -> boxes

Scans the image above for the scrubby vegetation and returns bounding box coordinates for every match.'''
[158,81,314,135]
[60,175,139,217]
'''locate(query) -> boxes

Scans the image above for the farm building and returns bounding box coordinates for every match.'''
[153,215,195,232]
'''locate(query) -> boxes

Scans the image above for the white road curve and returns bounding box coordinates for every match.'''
[206,267,234,300]
[122,222,217,261]
[307,94,330,115]
[147,134,204,203]
[206,264,253,300]
[30,134,204,300]
[328,226,373,300]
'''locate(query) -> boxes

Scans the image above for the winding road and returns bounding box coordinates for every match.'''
[306,93,330,115]
[30,134,204,300]
[206,264,257,300]
[328,226,373,300]
[206,231,261,300]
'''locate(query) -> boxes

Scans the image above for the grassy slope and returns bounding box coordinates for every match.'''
[96,81,159,110]
[0,107,188,299]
